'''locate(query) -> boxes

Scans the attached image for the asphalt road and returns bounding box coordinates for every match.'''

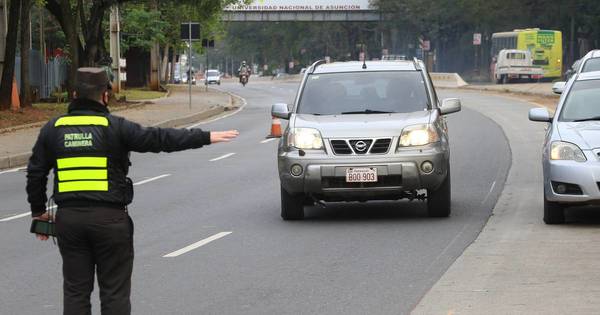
[0,80,511,315]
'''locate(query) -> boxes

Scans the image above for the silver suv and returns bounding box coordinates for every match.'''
[272,60,461,220]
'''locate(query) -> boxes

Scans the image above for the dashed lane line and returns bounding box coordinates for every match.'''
[133,174,171,186]
[209,153,236,162]
[260,138,277,144]
[163,232,232,258]
[0,167,26,175]
[1,175,171,222]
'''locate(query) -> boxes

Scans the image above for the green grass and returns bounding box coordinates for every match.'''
[33,102,69,113]
[116,89,166,101]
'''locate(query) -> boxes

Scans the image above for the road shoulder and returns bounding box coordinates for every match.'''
[413,91,600,314]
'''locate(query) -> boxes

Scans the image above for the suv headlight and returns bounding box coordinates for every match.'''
[550,141,586,162]
[287,128,324,150]
[399,124,440,147]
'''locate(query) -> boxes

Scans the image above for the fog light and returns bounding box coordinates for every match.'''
[556,184,567,194]
[291,164,303,176]
[421,161,434,173]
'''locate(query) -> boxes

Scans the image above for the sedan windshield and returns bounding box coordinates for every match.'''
[297,71,430,115]
[207,71,219,76]
[559,79,600,121]
[582,58,600,73]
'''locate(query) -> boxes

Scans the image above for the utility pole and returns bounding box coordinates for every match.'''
[109,4,121,93]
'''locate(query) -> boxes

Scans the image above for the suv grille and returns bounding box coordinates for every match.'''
[330,138,392,155]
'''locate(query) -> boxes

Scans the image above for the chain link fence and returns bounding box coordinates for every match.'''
[15,50,68,100]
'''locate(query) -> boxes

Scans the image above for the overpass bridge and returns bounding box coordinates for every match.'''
[223,0,380,22]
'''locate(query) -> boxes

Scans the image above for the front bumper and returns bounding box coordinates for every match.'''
[544,152,600,204]
[278,144,449,201]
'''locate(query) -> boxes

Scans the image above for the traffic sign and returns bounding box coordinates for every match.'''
[181,23,200,41]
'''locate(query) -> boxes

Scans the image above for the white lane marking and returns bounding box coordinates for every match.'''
[260,138,276,144]
[133,174,171,186]
[480,181,497,205]
[1,173,171,222]
[424,222,471,274]
[0,167,26,175]
[186,89,248,129]
[209,153,235,162]
[163,232,232,258]
[0,205,57,222]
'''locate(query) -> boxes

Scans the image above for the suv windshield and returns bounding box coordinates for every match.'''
[582,58,600,73]
[207,71,219,76]
[559,79,600,121]
[297,71,430,115]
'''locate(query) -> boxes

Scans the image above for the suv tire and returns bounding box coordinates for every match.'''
[281,186,305,220]
[427,170,451,217]
[543,194,565,224]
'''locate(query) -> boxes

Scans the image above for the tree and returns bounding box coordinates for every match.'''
[0,0,21,110]
[20,0,34,108]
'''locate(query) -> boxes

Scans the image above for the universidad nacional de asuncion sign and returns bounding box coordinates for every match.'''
[225,0,374,11]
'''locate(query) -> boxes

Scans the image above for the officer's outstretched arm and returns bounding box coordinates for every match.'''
[119,118,237,153]
[26,123,53,217]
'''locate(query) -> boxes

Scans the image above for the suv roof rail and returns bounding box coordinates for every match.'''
[413,58,422,71]
[309,59,327,74]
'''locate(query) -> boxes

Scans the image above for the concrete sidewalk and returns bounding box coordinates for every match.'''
[0,85,234,169]
[413,91,600,315]
[460,82,557,98]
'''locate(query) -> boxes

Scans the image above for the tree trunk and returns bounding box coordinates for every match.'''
[161,44,170,82]
[170,47,176,84]
[58,0,81,96]
[0,0,21,110]
[20,0,33,108]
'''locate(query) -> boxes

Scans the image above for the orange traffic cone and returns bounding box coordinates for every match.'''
[10,77,20,111]
[268,116,282,138]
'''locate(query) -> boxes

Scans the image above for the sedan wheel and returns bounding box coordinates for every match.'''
[544,195,565,224]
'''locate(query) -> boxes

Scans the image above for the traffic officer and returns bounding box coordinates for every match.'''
[26,67,239,315]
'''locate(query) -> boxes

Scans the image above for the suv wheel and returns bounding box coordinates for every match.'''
[427,170,451,217]
[281,186,305,220]
[544,194,565,224]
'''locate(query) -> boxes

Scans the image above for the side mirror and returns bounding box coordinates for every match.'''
[552,81,566,94]
[272,103,291,120]
[528,108,552,122]
[439,98,461,115]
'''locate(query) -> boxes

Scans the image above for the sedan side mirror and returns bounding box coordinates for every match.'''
[272,103,291,120]
[528,108,552,122]
[440,98,461,115]
[552,81,566,94]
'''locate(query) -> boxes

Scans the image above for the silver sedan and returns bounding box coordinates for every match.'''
[529,71,600,224]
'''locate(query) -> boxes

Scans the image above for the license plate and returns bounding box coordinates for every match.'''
[346,167,378,183]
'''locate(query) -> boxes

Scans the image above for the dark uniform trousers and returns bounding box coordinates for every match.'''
[56,206,134,315]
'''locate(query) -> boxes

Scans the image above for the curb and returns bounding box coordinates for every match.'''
[458,85,559,99]
[0,103,228,171]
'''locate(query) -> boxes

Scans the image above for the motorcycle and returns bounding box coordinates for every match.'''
[240,74,249,87]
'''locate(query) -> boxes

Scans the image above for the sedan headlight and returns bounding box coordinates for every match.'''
[550,141,586,162]
[287,128,324,150]
[399,124,440,147]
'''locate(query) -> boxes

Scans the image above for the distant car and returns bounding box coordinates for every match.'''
[205,70,221,85]
[529,70,600,224]
[273,59,461,220]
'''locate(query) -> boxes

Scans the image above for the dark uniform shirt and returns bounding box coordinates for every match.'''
[26,98,211,216]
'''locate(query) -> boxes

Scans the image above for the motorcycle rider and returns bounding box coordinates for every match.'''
[238,61,251,84]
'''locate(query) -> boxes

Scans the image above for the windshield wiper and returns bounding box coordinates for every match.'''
[341,109,394,115]
[573,116,600,122]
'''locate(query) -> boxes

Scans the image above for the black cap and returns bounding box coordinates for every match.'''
[76,67,112,91]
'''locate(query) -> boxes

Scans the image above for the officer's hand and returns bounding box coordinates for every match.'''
[210,130,239,143]
[32,212,51,241]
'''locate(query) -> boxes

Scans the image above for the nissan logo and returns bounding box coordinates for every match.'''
[354,141,368,152]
